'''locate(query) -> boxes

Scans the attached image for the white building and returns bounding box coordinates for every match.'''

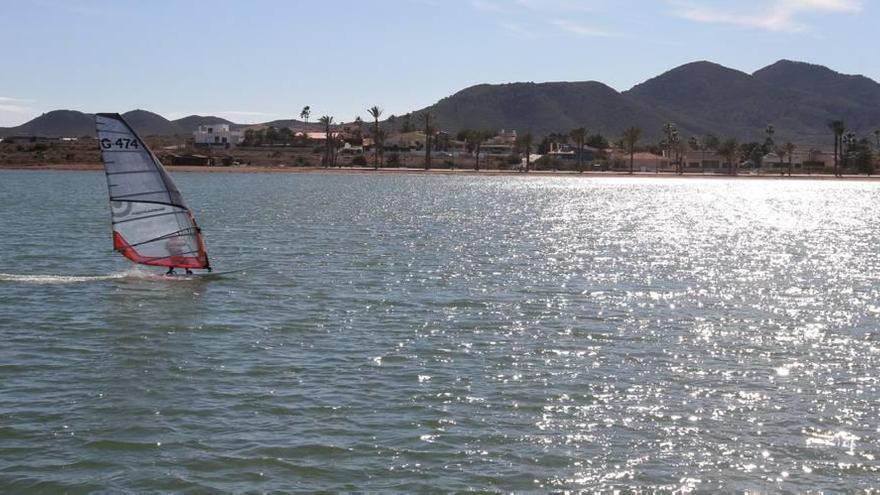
[194,124,243,148]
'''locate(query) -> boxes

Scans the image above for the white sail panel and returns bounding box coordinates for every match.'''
[95,113,209,269]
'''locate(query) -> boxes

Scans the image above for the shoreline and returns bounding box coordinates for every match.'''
[2,163,878,181]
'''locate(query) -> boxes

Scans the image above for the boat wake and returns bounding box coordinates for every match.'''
[0,268,161,285]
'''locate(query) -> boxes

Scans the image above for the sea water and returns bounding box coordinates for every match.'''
[1,169,879,491]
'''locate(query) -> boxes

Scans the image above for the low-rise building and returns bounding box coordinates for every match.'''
[682,151,725,171]
[384,131,428,150]
[612,151,665,172]
[491,129,518,145]
[193,124,243,149]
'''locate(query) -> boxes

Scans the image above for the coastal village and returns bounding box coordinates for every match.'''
[1,110,877,177]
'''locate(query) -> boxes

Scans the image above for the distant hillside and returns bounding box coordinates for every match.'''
[3,110,95,138]
[0,109,186,138]
[121,109,182,136]
[173,115,234,133]
[245,119,321,132]
[752,60,880,132]
[410,81,690,141]
[625,60,880,143]
[2,59,879,143]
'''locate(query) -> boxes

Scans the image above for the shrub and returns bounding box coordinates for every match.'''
[386,153,401,167]
[534,155,563,171]
[352,155,367,166]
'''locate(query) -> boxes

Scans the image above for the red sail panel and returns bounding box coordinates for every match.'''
[113,232,208,269]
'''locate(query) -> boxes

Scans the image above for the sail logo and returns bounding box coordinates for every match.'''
[111,201,132,218]
[100,138,140,150]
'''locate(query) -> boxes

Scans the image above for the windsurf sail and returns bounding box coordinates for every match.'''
[95,113,210,270]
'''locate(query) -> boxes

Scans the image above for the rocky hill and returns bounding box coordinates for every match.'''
[3,60,879,144]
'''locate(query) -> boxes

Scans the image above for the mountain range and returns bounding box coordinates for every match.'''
[3,60,879,145]
[0,110,235,139]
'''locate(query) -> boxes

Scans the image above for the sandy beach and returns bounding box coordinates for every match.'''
[2,162,878,181]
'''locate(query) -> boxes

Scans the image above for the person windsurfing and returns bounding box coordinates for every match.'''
[165,235,194,276]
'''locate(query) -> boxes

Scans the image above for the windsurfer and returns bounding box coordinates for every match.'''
[165,235,192,275]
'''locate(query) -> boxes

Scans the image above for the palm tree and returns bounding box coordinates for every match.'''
[662,122,677,173]
[300,106,311,130]
[689,136,704,174]
[700,134,720,174]
[353,116,364,140]
[621,127,642,175]
[843,131,856,172]
[319,115,334,167]
[375,129,386,168]
[718,138,739,176]
[829,120,846,177]
[367,106,383,169]
[570,127,587,173]
[468,130,489,171]
[423,113,433,170]
[516,132,534,172]
[783,142,796,177]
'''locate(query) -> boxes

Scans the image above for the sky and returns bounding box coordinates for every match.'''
[0,0,876,127]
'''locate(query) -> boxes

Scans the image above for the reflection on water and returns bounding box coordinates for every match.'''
[1,171,880,491]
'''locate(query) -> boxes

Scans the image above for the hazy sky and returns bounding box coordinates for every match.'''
[0,0,875,126]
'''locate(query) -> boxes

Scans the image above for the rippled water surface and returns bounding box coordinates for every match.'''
[2,170,880,492]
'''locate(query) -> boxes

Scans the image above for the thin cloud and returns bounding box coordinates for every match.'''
[221,111,284,117]
[672,0,862,33]
[549,19,615,37]
[500,21,539,39]
[516,0,607,11]
[0,96,36,104]
[0,97,38,114]
[471,0,504,12]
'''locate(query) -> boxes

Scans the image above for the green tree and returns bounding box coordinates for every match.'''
[537,135,552,154]
[829,120,846,177]
[843,131,857,171]
[782,142,796,176]
[423,113,433,170]
[853,138,875,175]
[401,113,414,133]
[467,130,490,171]
[739,142,764,171]
[375,129,386,167]
[586,133,609,150]
[621,127,642,175]
[516,132,534,172]
[704,134,720,151]
[300,106,311,129]
[264,126,278,145]
[765,124,775,149]
[657,122,681,173]
[319,115,334,167]
[279,127,294,145]
[353,116,364,140]
[718,138,739,176]
[368,106,383,170]
[569,127,587,173]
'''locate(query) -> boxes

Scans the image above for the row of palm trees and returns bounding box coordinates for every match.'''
[826,120,879,177]
[309,103,878,176]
